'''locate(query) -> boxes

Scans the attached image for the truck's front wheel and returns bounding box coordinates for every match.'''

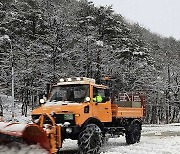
[125,123,141,144]
[78,124,102,154]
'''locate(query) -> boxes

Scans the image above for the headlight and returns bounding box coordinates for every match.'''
[64,114,74,120]
[66,127,73,133]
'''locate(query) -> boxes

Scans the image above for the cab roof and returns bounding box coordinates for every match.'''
[55,77,108,89]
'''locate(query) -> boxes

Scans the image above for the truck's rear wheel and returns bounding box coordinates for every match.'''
[125,123,141,144]
[78,124,102,154]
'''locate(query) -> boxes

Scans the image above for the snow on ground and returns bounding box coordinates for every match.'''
[103,123,180,154]
[0,94,180,154]
[0,143,48,154]
[0,95,48,154]
[61,124,180,154]
[101,129,180,154]
[0,94,31,123]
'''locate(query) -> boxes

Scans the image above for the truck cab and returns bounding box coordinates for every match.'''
[32,77,112,139]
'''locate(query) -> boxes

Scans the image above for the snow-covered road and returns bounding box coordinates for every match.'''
[0,143,48,154]
[60,124,180,154]
[101,134,180,154]
[0,123,179,154]
[0,122,179,154]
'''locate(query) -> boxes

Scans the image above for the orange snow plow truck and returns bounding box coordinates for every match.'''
[0,77,145,153]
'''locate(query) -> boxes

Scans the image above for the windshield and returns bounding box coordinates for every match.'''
[48,84,89,103]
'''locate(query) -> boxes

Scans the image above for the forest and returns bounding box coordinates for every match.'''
[0,0,180,124]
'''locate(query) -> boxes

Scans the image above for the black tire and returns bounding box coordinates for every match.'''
[125,123,141,144]
[78,124,102,154]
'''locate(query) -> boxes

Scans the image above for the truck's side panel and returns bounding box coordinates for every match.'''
[116,107,144,118]
[111,104,143,118]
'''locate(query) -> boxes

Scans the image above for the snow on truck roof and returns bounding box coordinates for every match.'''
[57,77,95,85]
[56,77,108,89]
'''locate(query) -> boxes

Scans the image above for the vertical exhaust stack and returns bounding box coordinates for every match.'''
[104,76,110,86]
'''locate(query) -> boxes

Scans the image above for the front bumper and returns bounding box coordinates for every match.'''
[61,125,81,140]
[32,114,80,140]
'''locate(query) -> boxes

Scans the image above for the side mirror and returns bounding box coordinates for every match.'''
[104,97,110,102]
[104,89,110,102]
[46,83,51,98]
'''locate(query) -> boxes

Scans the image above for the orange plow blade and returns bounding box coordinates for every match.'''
[0,122,49,151]
[23,124,50,150]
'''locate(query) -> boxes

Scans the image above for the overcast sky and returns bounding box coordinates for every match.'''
[91,0,180,40]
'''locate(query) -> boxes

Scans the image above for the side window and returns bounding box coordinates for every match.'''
[93,87,106,103]
[97,89,105,98]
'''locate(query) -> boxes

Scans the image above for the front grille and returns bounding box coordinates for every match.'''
[32,114,75,125]
[53,114,65,123]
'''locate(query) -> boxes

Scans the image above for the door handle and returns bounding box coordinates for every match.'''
[105,108,108,110]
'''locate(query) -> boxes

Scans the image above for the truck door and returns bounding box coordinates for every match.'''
[92,87,112,122]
